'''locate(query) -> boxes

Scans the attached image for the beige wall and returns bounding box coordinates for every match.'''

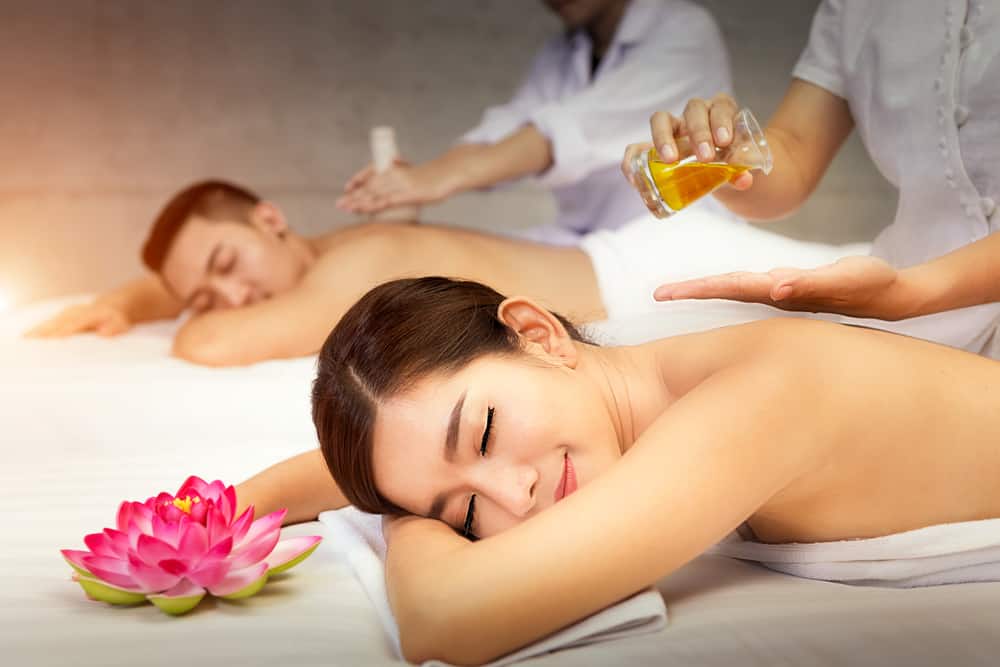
[0,0,896,306]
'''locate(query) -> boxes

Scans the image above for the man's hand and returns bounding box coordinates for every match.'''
[25,302,132,338]
[653,255,918,320]
[337,161,455,215]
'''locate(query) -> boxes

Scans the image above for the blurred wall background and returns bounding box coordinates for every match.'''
[0,0,896,306]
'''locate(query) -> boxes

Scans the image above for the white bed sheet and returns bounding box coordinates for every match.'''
[2,299,999,667]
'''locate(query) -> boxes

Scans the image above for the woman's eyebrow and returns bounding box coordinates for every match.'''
[427,390,468,521]
[444,390,467,464]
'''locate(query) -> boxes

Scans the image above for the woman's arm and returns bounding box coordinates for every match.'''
[385,338,832,664]
[628,80,854,222]
[235,449,348,524]
[653,231,1000,320]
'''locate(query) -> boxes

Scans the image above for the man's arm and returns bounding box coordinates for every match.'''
[235,449,348,524]
[25,274,183,338]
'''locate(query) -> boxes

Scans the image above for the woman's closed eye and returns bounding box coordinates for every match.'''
[462,406,495,539]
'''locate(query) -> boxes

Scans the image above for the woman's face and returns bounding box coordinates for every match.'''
[371,353,623,539]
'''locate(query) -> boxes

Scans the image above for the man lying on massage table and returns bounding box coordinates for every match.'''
[25,179,857,366]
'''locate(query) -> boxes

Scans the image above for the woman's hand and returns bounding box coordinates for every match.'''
[621,93,754,192]
[336,160,454,215]
[652,255,920,320]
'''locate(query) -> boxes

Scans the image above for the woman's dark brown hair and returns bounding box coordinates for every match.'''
[312,276,587,516]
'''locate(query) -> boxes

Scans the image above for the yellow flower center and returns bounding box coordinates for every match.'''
[171,495,201,514]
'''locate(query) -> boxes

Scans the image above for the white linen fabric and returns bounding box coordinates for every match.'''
[712,519,1000,588]
[579,209,870,321]
[461,0,733,242]
[319,507,667,667]
[3,301,1000,666]
[793,0,1000,356]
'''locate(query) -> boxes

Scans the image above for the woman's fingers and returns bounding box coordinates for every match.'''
[729,171,754,190]
[708,93,739,147]
[649,112,679,162]
[682,98,716,162]
[653,271,776,302]
[620,142,652,186]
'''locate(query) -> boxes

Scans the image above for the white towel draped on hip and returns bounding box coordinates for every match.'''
[711,519,1000,588]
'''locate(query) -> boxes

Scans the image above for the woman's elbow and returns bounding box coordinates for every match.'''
[397,599,502,666]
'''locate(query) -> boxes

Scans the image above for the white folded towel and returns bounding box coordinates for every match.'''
[710,519,1000,588]
[318,507,668,666]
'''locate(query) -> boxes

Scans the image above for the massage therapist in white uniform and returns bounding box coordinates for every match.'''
[336,0,733,244]
[626,0,1000,358]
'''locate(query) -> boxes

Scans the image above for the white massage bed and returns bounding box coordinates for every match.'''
[2,298,998,667]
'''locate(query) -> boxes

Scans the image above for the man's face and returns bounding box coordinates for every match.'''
[159,215,307,312]
[542,0,617,30]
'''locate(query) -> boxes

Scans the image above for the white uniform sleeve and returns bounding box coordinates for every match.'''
[530,5,731,188]
[793,0,847,98]
[459,39,561,146]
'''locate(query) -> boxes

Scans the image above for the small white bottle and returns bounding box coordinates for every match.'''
[367,126,420,222]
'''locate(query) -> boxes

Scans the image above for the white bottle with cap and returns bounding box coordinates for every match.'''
[367,126,420,222]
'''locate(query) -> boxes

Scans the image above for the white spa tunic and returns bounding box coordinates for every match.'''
[795,0,1000,357]
[460,0,733,244]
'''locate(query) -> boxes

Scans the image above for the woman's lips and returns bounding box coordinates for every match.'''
[554,453,579,502]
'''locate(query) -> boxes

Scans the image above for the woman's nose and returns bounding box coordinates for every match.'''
[479,462,538,517]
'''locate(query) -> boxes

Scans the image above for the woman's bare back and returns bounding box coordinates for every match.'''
[741,322,1000,543]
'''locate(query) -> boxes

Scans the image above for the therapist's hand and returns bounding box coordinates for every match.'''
[621,93,755,192]
[653,255,919,320]
[25,302,132,338]
[337,160,455,214]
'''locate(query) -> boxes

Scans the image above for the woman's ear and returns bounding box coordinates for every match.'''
[249,201,289,238]
[497,297,578,368]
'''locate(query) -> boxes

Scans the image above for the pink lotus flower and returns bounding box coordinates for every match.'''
[61,476,322,615]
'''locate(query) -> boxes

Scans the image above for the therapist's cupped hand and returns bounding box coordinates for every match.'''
[621,92,754,192]
[337,160,451,214]
[653,255,916,320]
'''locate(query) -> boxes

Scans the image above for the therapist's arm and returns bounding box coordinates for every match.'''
[336,126,552,214]
[624,80,855,222]
[655,232,1000,321]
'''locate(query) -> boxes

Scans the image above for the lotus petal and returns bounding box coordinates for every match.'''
[229,512,284,570]
[74,574,147,606]
[228,506,255,545]
[84,555,143,590]
[186,559,231,590]
[62,549,94,576]
[147,579,206,616]
[267,536,322,575]
[127,552,182,592]
[177,521,209,560]
[102,528,130,557]
[206,507,231,548]
[136,533,181,567]
[208,562,268,599]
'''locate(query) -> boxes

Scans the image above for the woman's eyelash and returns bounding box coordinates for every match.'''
[480,406,495,456]
[462,494,476,539]
[461,407,495,539]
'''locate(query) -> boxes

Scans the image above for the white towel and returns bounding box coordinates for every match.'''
[318,507,668,666]
[710,519,1000,588]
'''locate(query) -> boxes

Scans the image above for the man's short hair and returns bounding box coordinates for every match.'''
[141,180,260,272]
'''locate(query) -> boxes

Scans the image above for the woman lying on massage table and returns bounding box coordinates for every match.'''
[237,276,1000,665]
